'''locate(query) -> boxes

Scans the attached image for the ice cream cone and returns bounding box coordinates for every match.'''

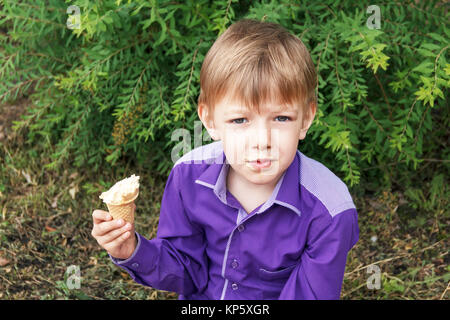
[105,192,138,224]
[99,174,140,224]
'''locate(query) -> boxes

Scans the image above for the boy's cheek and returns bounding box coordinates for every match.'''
[222,139,247,164]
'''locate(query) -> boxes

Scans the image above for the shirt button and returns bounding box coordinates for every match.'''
[231,259,239,269]
[131,262,139,268]
[231,283,238,290]
[237,224,245,232]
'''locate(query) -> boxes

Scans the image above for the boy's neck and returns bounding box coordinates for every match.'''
[226,166,282,213]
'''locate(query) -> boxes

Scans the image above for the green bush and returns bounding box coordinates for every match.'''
[1,1,448,198]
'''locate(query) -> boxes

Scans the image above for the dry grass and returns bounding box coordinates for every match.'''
[342,190,449,299]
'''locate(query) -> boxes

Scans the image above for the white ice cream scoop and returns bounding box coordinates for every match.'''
[99,174,140,205]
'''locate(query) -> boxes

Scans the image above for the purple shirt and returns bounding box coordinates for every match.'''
[109,141,359,300]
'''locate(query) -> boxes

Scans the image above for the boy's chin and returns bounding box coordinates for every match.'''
[240,163,281,183]
[245,174,279,187]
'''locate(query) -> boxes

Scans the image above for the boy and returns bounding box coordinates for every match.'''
[91,19,359,300]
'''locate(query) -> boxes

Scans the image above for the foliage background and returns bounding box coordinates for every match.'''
[1,0,449,194]
[0,0,448,300]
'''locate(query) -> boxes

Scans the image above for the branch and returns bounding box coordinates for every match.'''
[374,72,393,122]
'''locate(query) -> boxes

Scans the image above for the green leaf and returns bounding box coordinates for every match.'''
[416,48,436,58]
[412,61,434,74]
[427,32,447,44]
[421,43,442,51]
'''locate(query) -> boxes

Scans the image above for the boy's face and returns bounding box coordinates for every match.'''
[198,97,316,187]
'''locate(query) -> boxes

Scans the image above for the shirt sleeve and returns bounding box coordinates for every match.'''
[109,164,208,296]
[278,208,359,300]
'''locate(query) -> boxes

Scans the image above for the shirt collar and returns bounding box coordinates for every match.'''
[195,149,302,217]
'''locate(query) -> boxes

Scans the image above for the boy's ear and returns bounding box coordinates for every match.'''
[298,101,317,140]
[198,103,220,141]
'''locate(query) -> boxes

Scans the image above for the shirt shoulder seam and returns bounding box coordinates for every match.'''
[297,150,355,218]
[329,203,357,219]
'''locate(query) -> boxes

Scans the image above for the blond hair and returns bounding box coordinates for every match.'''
[198,19,317,124]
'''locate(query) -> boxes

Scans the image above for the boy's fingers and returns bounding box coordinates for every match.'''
[97,223,132,245]
[104,230,131,252]
[93,219,124,237]
[92,210,112,224]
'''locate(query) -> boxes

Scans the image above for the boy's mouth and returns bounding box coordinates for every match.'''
[246,157,273,163]
[246,158,273,169]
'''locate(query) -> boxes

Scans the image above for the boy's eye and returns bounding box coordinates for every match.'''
[275,116,290,122]
[231,118,247,124]
[230,116,291,124]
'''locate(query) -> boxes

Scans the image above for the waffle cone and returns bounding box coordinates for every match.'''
[104,192,138,224]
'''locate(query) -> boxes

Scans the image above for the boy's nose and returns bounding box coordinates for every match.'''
[249,124,277,151]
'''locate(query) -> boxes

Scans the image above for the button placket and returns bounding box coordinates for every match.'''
[221,207,259,299]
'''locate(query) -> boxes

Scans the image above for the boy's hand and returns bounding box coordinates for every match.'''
[91,209,137,260]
